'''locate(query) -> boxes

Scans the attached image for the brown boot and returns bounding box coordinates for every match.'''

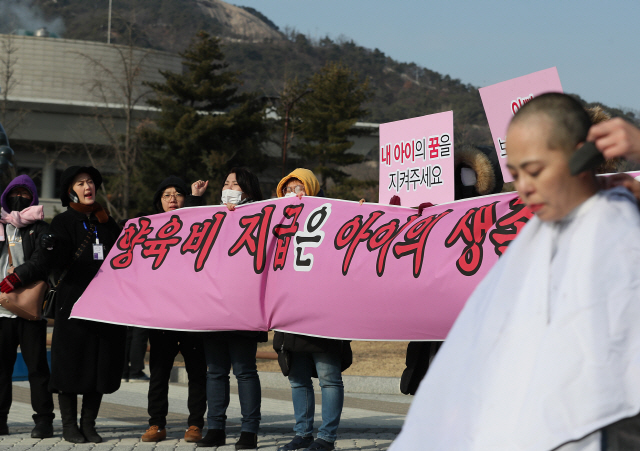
[141,425,166,442]
[184,425,202,442]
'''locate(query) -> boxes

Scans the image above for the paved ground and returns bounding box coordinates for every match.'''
[2,377,409,450]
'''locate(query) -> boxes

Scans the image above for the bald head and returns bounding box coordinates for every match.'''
[509,93,592,155]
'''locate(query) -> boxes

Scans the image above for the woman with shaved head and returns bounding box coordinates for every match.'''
[392,93,640,451]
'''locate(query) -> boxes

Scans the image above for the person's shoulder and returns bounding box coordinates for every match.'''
[599,188,640,223]
[50,209,73,225]
[49,209,80,234]
[592,188,640,249]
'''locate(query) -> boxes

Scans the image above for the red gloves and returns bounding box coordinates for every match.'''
[0,273,21,293]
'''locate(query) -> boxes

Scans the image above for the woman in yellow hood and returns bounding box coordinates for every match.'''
[276,168,321,198]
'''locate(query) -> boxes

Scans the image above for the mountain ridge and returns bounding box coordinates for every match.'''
[1,0,634,138]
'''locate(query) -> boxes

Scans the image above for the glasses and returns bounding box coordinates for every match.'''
[283,185,305,195]
[162,193,184,201]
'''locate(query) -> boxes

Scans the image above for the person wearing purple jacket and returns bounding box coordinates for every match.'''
[0,175,54,439]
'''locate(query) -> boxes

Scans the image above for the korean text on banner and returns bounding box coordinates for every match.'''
[71,193,536,341]
[379,111,454,207]
[479,67,563,183]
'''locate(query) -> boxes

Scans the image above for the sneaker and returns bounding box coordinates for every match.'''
[141,425,166,442]
[184,425,203,442]
[304,438,335,451]
[278,435,314,451]
[197,428,226,447]
[31,422,53,439]
[236,431,258,449]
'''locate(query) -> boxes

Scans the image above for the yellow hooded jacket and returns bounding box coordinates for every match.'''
[276,168,320,197]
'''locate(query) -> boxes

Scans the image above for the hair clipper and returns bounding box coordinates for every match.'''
[568,142,604,175]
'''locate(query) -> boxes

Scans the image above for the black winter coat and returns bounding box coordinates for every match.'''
[2,220,49,284]
[45,208,126,394]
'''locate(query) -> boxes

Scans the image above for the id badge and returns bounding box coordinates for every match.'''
[93,243,104,261]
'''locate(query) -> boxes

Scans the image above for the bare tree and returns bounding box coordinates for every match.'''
[0,34,28,135]
[77,22,153,220]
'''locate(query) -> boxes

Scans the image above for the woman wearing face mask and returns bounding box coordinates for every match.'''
[195,167,267,450]
[38,166,126,444]
[0,175,54,439]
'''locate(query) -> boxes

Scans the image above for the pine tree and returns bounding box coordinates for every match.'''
[142,31,268,199]
[293,61,372,190]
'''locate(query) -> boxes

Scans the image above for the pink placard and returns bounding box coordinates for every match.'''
[479,67,563,183]
[378,111,454,207]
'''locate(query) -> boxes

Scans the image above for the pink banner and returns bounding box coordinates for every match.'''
[378,111,454,206]
[479,67,563,183]
[71,193,532,341]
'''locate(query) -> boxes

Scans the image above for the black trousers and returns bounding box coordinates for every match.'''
[0,317,54,424]
[122,327,149,378]
[147,330,206,429]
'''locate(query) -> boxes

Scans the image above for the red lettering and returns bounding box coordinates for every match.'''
[445,202,498,276]
[110,218,153,270]
[393,210,452,278]
[394,143,401,162]
[367,214,419,277]
[228,205,275,274]
[489,197,533,256]
[180,212,227,272]
[272,205,304,271]
[335,217,361,249]
[334,212,384,276]
[141,215,183,270]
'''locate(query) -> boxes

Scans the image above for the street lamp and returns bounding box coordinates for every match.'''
[282,88,313,177]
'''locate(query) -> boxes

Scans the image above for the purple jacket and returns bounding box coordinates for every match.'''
[1,174,39,212]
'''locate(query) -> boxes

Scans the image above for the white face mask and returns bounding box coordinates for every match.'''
[284,192,297,198]
[221,189,243,205]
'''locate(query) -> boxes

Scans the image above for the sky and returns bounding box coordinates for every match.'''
[229,0,640,113]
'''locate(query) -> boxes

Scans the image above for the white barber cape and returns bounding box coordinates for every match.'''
[391,188,640,451]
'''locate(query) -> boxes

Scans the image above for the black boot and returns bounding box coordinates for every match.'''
[196,428,226,447]
[58,393,86,443]
[80,393,103,443]
[0,417,7,435]
[236,431,258,449]
[31,421,53,439]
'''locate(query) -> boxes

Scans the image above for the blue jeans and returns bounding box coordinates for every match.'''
[203,334,261,433]
[288,352,344,443]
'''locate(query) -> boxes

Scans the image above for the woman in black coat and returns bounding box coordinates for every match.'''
[141,175,207,444]
[42,166,126,444]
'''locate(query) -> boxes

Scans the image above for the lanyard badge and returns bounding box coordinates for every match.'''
[92,241,104,261]
[84,221,104,261]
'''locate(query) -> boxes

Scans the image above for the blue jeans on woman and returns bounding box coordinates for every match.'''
[288,352,344,443]
[203,333,261,433]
